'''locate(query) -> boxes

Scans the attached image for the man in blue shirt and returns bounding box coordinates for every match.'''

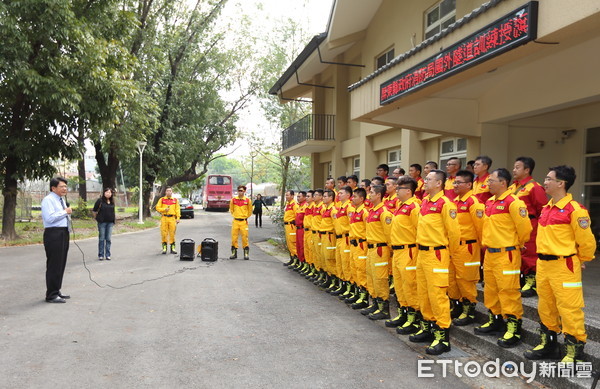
[41,177,73,303]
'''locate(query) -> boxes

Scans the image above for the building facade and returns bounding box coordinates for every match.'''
[270,0,600,237]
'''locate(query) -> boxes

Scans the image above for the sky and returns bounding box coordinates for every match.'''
[219,0,334,159]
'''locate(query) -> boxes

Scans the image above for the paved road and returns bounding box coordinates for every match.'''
[0,211,536,388]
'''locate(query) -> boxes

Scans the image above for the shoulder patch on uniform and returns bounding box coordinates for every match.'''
[385,216,392,225]
[519,207,527,218]
[578,217,590,229]
[476,209,484,218]
[449,209,457,219]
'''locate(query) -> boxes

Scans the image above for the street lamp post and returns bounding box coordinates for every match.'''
[136,141,147,224]
[250,150,257,199]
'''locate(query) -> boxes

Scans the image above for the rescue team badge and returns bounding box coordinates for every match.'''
[385,216,392,224]
[578,217,590,229]
[476,209,484,218]
[519,207,527,218]
[449,209,457,219]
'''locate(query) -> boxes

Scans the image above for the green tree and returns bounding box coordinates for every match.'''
[0,0,136,239]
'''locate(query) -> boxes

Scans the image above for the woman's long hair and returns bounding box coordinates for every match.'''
[101,188,115,204]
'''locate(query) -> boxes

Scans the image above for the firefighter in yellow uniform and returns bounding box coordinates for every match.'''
[411,170,460,356]
[320,190,337,291]
[300,190,315,276]
[229,185,253,260]
[362,185,393,320]
[524,166,596,363]
[474,168,532,348]
[388,176,421,334]
[450,170,484,326]
[310,190,324,284]
[348,188,369,309]
[155,187,181,254]
[282,190,298,266]
[331,186,352,299]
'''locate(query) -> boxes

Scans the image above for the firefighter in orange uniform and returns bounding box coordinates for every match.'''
[450,170,484,326]
[300,190,315,276]
[331,186,352,299]
[472,155,493,203]
[388,176,422,334]
[444,157,460,198]
[291,191,308,272]
[320,190,337,290]
[282,190,298,266]
[474,168,532,348]
[383,177,399,294]
[410,169,460,355]
[348,188,369,309]
[155,186,181,254]
[509,156,548,298]
[524,166,596,363]
[229,185,253,260]
[362,185,393,320]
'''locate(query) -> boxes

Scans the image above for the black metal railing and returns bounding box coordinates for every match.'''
[282,114,335,150]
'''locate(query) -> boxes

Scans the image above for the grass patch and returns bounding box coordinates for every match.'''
[1,216,160,247]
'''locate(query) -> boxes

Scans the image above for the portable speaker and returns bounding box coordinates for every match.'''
[200,238,218,262]
[179,239,195,261]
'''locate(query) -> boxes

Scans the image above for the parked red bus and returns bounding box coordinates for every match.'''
[202,174,234,211]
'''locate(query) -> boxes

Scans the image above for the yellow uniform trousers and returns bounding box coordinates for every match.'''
[397,246,419,310]
[335,236,351,281]
[284,223,297,256]
[537,256,587,342]
[303,229,313,265]
[231,219,249,248]
[351,241,368,289]
[417,248,451,329]
[367,245,391,300]
[448,241,481,303]
[482,249,523,319]
[321,232,336,274]
[312,231,322,270]
[160,216,177,244]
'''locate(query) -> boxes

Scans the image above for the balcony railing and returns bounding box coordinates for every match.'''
[282,114,335,150]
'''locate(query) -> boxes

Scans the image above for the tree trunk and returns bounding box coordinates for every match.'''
[78,158,87,201]
[1,157,19,240]
[94,141,119,189]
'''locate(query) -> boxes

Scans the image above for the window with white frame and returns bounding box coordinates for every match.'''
[388,149,401,172]
[376,48,395,69]
[353,157,360,178]
[439,137,467,170]
[424,0,456,40]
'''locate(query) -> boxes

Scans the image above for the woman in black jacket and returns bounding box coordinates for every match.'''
[252,194,269,228]
[92,188,116,260]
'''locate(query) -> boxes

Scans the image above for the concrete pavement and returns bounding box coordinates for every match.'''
[1,211,540,388]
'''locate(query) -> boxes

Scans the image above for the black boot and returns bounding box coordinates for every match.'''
[409,320,434,343]
[385,306,407,328]
[243,246,249,260]
[521,273,537,297]
[497,315,522,348]
[313,271,325,285]
[351,289,369,309]
[287,256,298,269]
[368,298,390,320]
[325,276,338,292]
[360,296,378,316]
[474,311,505,336]
[344,284,360,304]
[524,324,560,360]
[170,243,177,254]
[397,308,420,335]
[562,334,586,363]
[450,298,462,319]
[283,255,294,267]
[426,324,451,355]
[331,280,346,296]
[229,246,238,259]
[161,242,167,255]
[453,299,476,326]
